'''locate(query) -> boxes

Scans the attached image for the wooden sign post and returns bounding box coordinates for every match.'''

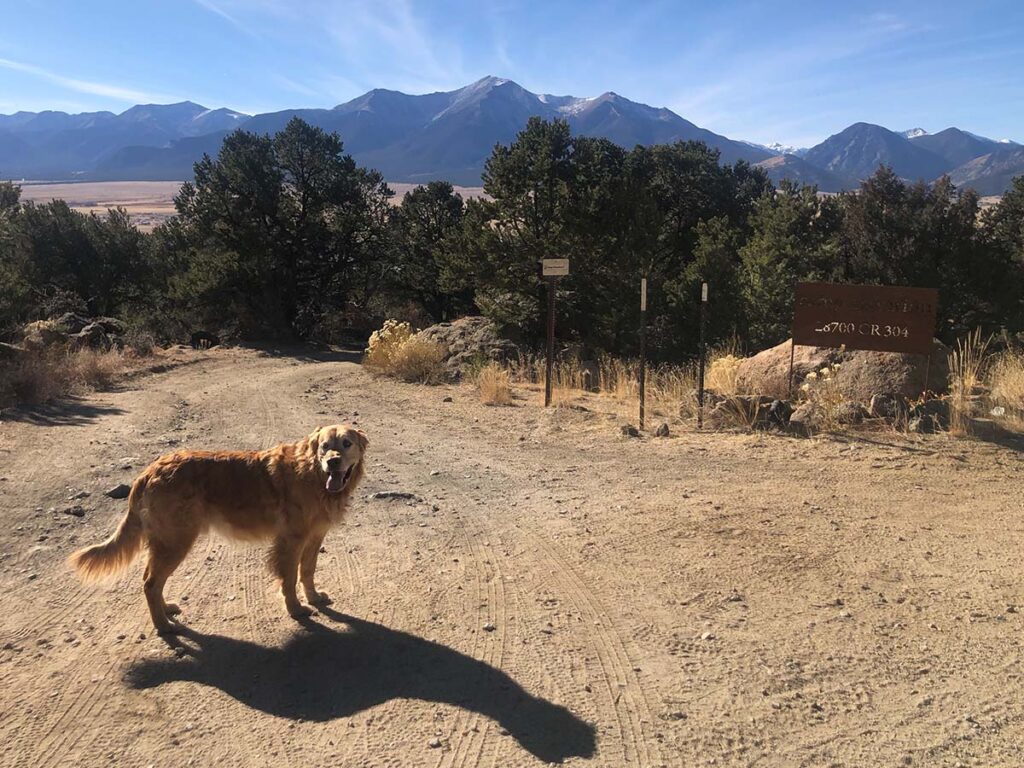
[639,277,647,430]
[697,282,708,429]
[542,259,570,407]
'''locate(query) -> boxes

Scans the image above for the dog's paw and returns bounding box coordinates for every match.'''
[288,604,314,619]
[306,590,333,606]
[155,621,183,635]
[164,603,182,616]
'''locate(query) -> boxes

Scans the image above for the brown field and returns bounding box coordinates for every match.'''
[16,180,487,231]
[17,181,183,231]
[1,345,1023,766]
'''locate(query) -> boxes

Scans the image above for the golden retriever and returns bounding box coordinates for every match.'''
[69,425,367,633]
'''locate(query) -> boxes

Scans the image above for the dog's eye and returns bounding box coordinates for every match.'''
[342,438,352,449]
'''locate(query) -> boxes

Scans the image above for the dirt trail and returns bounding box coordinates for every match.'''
[1,346,1023,767]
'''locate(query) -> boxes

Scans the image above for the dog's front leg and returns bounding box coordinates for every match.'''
[300,531,331,606]
[270,534,312,618]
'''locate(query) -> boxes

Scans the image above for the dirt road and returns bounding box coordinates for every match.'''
[1,347,1023,767]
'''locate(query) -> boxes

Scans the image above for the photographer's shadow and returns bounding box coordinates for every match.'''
[126,609,595,763]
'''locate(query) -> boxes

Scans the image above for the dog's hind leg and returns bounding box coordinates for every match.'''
[143,537,195,634]
[271,534,312,619]
[300,531,331,606]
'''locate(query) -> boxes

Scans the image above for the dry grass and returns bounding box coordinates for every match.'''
[989,347,1024,428]
[386,337,447,384]
[476,362,513,405]
[705,353,742,396]
[948,329,992,435]
[0,347,131,408]
[507,352,696,425]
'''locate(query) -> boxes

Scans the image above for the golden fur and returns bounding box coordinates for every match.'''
[69,425,367,633]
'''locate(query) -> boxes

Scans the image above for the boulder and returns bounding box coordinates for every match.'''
[736,341,842,400]
[869,393,910,421]
[705,395,774,430]
[835,401,869,425]
[654,422,670,437]
[764,399,793,428]
[737,338,950,401]
[787,402,817,437]
[910,398,950,431]
[0,342,26,362]
[620,424,640,438]
[52,312,92,334]
[21,320,68,350]
[92,316,126,335]
[71,323,113,350]
[416,316,520,378]
[832,339,950,401]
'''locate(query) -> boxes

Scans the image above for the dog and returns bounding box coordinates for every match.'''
[69,425,367,634]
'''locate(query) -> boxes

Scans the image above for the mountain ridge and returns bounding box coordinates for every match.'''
[1,76,1020,194]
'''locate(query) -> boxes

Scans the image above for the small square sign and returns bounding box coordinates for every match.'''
[542,259,569,277]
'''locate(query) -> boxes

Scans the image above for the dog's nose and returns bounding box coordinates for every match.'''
[326,456,342,471]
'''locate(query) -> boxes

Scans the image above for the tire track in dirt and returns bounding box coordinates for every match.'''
[30,534,220,768]
[436,500,508,768]
[515,524,662,767]
[6,392,220,768]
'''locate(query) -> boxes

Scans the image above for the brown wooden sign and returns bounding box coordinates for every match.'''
[793,282,938,355]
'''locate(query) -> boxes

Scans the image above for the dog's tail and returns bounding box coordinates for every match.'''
[68,478,147,581]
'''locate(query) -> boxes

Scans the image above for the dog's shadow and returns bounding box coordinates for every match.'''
[127,608,595,763]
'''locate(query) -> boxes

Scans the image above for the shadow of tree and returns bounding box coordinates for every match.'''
[0,397,125,426]
[239,343,365,365]
[127,611,596,763]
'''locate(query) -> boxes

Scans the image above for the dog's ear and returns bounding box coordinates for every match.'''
[307,428,322,453]
[355,429,369,452]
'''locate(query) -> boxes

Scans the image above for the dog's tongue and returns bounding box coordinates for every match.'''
[326,472,344,493]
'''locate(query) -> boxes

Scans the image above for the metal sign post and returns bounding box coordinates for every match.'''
[542,259,569,407]
[697,282,708,429]
[639,277,647,430]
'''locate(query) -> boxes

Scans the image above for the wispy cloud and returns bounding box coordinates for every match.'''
[0,57,170,103]
[190,0,259,37]
[271,74,322,99]
[322,0,471,93]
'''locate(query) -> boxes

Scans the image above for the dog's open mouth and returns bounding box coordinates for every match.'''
[326,464,354,494]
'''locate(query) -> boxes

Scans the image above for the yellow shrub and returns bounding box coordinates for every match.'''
[477,362,513,405]
[364,319,414,371]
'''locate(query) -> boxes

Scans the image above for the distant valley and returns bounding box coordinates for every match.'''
[1,76,1020,194]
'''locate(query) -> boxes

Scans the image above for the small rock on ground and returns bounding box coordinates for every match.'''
[105,483,131,499]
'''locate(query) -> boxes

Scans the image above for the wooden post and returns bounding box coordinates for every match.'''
[923,350,932,397]
[787,338,797,400]
[697,282,708,429]
[639,277,647,430]
[544,277,555,407]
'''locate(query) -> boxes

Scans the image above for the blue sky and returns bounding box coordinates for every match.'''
[1,0,1021,147]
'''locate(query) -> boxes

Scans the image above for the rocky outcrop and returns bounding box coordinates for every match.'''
[415,317,519,378]
[735,342,842,399]
[736,338,950,400]
[20,315,127,352]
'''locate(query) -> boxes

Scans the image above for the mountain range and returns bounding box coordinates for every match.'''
[1,76,1021,194]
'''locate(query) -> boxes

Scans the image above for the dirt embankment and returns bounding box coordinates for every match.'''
[1,346,1022,767]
